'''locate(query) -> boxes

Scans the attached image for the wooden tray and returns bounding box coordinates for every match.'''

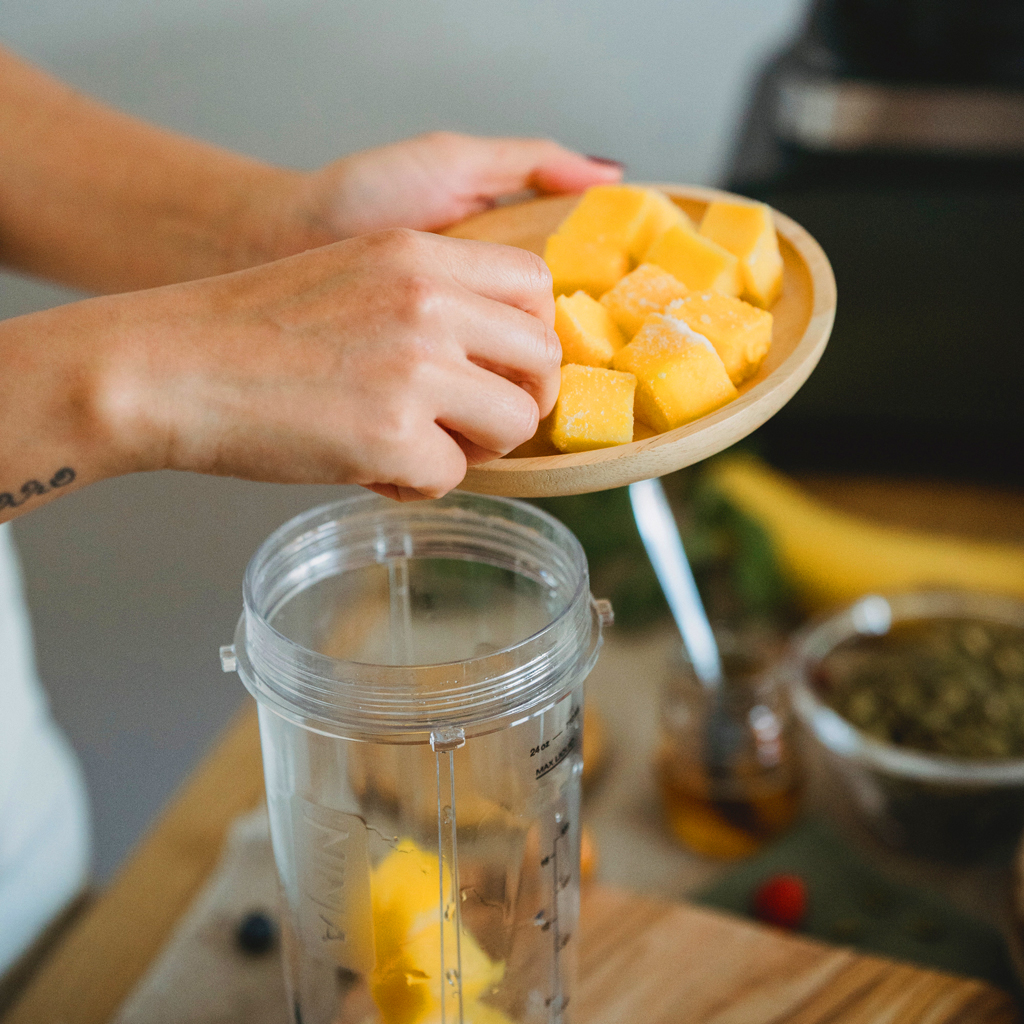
[443,184,836,498]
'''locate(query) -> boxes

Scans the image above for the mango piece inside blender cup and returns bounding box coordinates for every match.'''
[599,262,690,337]
[611,313,737,433]
[550,363,637,453]
[666,291,773,386]
[699,199,783,309]
[644,224,742,297]
[554,291,627,367]
[369,841,508,1024]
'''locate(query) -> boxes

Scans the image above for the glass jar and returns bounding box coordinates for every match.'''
[657,629,803,859]
[221,491,610,1024]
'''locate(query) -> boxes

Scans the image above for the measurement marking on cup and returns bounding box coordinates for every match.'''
[542,811,572,1024]
[534,735,576,780]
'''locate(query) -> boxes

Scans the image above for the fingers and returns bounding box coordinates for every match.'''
[447,134,624,198]
[364,422,470,501]
[417,280,558,414]
[413,232,557,325]
[435,359,541,458]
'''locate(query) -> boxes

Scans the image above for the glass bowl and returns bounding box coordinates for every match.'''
[787,591,1024,863]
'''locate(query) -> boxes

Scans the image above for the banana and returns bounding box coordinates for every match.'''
[706,455,1024,612]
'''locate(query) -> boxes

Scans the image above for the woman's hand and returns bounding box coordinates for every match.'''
[0,229,560,520]
[278,132,623,248]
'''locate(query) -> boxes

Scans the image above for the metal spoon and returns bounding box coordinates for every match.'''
[629,478,744,777]
[628,477,723,689]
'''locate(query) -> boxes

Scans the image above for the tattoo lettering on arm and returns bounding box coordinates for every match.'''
[0,467,76,510]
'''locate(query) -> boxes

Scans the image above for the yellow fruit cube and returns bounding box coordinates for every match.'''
[644,224,741,297]
[699,199,783,308]
[369,841,506,1024]
[543,233,628,297]
[611,314,738,432]
[371,840,446,964]
[553,184,652,254]
[633,419,658,441]
[599,263,690,337]
[554,291,627,367]
[666,291,773,386]
[550,364,637,453]
[632,189,695,261]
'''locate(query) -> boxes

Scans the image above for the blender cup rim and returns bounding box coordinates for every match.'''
[232,490,601,738]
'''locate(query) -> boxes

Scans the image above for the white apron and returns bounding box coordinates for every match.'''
[0,522,90,975]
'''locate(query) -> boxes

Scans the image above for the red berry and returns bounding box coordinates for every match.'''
[752,873,807,929]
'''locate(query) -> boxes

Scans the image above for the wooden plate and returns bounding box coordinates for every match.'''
[443,183,836,498]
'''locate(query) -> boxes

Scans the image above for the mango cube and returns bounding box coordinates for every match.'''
[699,199,783,308]
[554,291,627,367]
[644,224,741,297]
[599,263,690,337]
[369,841,506,1024]
[553,184,652,254]
[633,419,658,441]
[631,189,695,262]
[666,291,773,386]
[550,364,637,452]
[543,233,628,297]
[611,314,737,432]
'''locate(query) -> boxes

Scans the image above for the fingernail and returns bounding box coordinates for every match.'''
[586,155,626,169]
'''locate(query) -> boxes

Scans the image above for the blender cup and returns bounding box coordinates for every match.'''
[220,491,610,1024]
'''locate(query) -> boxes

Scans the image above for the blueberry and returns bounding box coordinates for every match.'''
[236,910,276,954]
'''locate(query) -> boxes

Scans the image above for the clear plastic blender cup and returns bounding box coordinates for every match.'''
[220,491,610,1024]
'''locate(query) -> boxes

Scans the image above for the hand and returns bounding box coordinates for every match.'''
[277,132,623,250]
[35,229,558,506]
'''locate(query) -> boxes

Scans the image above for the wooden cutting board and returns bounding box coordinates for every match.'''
[577,888,1016,1024]
[6,709,1017,1024]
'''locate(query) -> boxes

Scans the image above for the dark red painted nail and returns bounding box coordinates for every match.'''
[586,155,626,169]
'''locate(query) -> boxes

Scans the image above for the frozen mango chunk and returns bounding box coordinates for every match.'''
[555,291,627,367]
[644,224,741,297]
[543,233,628,297]
[550,364,637,453]
[611,314,737,432]
[369,841,506,1024]
[553,184,652,255]
[666,291,773,386]
[600,263,690,337]
[633,419,658,441]
[699,199,783,308]
[632,189,695,262]
[372,839,447,962]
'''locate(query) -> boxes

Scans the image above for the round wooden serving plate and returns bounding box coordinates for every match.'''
[443,183,836,498]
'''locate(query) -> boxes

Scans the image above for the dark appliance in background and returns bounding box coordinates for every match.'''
[729,0,1024,484]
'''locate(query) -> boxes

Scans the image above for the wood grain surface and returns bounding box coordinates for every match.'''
[443,185,837,498]
[7,697,1019,1024]
[578,888,1017,1024]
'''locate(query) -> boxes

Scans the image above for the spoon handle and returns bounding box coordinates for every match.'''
[629,478,723,689]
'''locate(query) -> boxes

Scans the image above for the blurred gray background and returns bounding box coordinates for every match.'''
[2,0,806,881]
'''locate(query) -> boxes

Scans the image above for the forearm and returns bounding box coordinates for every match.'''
[0,46,319,294]
[0,301,124,523]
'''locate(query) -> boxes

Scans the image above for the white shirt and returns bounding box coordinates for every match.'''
[0,522,90,976]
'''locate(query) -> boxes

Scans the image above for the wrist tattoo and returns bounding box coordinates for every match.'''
[0,467,76,510]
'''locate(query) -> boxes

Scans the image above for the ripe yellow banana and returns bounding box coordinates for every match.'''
[707,456,1024,612]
